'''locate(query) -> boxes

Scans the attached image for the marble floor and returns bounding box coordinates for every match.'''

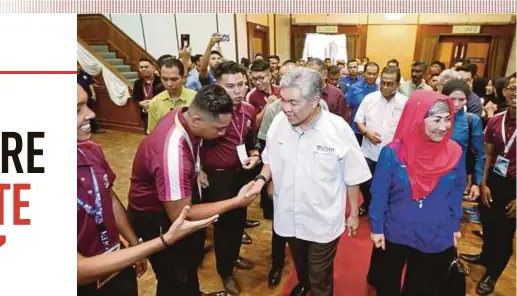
[91,129,516,296]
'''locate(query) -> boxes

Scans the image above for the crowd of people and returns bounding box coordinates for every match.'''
[77,34,516,296]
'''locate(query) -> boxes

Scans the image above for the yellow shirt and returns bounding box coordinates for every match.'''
[147,88,196,134]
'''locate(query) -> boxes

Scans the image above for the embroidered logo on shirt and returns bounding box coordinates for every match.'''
[317,145,335,153]
[103,174,109,188]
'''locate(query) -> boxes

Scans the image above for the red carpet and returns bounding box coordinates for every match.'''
[281,207,375,295]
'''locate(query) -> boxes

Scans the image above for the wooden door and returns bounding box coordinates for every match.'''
[434,35,492,77]
[247,22,269,59]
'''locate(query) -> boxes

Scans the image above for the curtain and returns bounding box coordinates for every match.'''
[420,34,440,66]
[77,42,131,106]
[302,33,348,64]
[487,37,507,79]
[346,34,361,61]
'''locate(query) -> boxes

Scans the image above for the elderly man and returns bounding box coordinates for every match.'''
[246,67,371,296]
[438,69,461,93]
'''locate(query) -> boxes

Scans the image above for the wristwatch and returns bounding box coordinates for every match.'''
[254,174,268,183]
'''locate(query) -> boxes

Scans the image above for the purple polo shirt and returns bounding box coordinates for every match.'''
[77,141,120,257]
[128,108,202,212]
[323,83,350,122]
[201,102,257,170]
[246,85,280,113]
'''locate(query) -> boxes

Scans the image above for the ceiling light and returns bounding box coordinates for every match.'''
[383,14,406,21]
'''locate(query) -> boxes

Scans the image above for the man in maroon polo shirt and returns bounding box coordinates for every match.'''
[246,59,281,127]
[127,85,256,296]
[306,58,350,122]
[198,61,261,294]
[460,73,516,295]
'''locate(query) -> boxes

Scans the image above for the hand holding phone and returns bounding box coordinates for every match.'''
[212,33,230,42]
[180,34,190,50]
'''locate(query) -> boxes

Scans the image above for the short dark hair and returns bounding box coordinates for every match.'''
[455,65,471,76]
[210,50,222,58]
[411,61,427,71]
[191,54,203,65]
[381,66,401,83]
[328,65,340,76]
[189,84,234,120]
[212,61,246,81]
[240,57,250,68]
[442,79,471,98]
[324,58,331,62]
[139,57,152,64]
[160,58,185,76]
[362,57,370,62]
[387,59,399,67]
[431,60,445,69]
[250,59,270,72]
[504,72,516,88]
[462,63,478,77]
[347,59,359,66]
[268,55,280,61]
[306,58,326,72]
[157,54,174,68]
[283,59,297,66]
[364,62,380,73]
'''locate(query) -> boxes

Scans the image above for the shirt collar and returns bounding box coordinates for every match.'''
[162,88,187,102]
[77,143,93,167]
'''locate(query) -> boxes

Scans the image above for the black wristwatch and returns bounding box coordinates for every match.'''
[254,174,268,183]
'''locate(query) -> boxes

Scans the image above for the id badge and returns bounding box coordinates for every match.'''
[237,144,249,165]
[493,155,510,177]
[97,243,121,289]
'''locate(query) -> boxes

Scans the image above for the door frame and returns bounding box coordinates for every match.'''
[437,34,493,77]
[247,21,269,60]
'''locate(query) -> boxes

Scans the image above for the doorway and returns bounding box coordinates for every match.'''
[434,35,492,77]
[247,22,269,60]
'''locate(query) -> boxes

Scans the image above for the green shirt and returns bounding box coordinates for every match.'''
[147,88,196,134]
[399,80,433,97]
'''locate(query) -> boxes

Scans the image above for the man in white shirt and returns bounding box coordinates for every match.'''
[246,67,371,296]
[354,66,409,216]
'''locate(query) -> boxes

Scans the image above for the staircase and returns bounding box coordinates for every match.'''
[89,45,139,84]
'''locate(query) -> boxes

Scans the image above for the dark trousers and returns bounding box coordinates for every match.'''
[355,133,363,146]
[359,157,377,209]
[203,168,247,278]
[369,240,455,296]
[128,208,205,296]
[77,261,138,296]
[271,201,286,268]
[479,171,516,280]
[287,237,340,296]
[141,112,149,134]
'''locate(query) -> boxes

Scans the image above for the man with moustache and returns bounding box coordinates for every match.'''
[133,58,162,133]
[346,62,380,145]
[399,61,433,97]
[339,59,363,94]
[198,61,261,294]
[354,66,408,217]
[247,67,371,296]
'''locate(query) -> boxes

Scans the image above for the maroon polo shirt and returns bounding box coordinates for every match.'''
[485,111,516,178]
[201,102,257,170]
[246,85,280,112]
[323,83,350,122]
[128,108,202,212]
[77,141,120,257]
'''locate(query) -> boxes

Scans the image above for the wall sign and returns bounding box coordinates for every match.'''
[452,25,481,34]
[316,26,338,34]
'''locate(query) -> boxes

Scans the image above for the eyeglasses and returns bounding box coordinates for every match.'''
[250,74,269,82]
[505,86,517,93]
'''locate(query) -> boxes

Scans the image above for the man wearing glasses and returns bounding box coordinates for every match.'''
[354,66,408,218]
[246,60,281,127]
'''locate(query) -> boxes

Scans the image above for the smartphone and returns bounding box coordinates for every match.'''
[212,33,230,42]
[180,34,190,49]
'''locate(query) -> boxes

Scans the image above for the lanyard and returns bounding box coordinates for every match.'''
[231,106,246,144]
[501,111,517,156]
[143,81,153,99]
[174,114,202,199]
[77,148,111,251]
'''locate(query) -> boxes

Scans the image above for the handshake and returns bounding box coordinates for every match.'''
[233,178,267,208]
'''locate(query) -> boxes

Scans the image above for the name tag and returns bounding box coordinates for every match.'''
[96,243,121,289]
[237,144,249,165]
[493,155,510,177]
